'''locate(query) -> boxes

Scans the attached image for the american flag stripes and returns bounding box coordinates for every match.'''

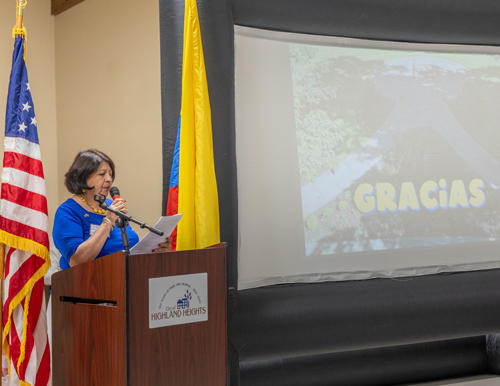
[0,36,51,386]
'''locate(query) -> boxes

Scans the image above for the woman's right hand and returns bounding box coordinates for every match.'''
[106,197,128,226]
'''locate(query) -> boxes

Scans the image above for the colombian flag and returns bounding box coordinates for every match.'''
[166,0,220,251]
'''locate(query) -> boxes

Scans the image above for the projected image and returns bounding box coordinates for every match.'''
[292,45,500,256]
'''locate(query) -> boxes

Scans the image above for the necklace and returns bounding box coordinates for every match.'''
[78,194,105,215]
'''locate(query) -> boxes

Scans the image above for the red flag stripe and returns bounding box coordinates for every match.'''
[1,184,48,214]
[0,217,49,248]
[34,339,50,386]
[4,254,45,299]
[3,249,35,306]
[166,186,179,216]
[9,312,21,372]
[4,247,15,279]
[17,280,44,380]
[170,226,178,251]
[167,186,179,250]
[3,151,44,179]
[4,254,46,324]
[26,279,43,329]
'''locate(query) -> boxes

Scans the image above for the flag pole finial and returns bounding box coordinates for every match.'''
[13,0,27,38]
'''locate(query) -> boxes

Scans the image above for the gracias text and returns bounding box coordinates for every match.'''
[354,179,485,214]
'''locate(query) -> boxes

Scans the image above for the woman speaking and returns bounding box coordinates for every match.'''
[53,149,170,269]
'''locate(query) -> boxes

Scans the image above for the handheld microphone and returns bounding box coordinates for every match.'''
[110,186,121,200]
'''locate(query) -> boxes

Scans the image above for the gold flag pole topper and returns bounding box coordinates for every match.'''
[13,0,27,36]
[13,0,27,59]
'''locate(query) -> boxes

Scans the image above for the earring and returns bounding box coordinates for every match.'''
[82,189,86,193]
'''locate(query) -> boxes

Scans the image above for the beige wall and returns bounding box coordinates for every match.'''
[0,0,59,230]
[55,0,163,239]
[1,0,163,240]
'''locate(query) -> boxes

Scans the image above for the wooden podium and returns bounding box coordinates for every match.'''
[51,244,227,386]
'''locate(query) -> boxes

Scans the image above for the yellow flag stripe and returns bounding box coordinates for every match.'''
[177,0,220,250]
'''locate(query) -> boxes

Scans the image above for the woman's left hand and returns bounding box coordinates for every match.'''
[152,237,172,253]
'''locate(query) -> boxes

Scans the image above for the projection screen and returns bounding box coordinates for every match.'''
[235,26,500,289]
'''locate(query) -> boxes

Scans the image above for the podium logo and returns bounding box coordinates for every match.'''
[149,273,208,329]
[178,290,192,309]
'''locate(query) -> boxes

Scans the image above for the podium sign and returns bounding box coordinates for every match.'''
[149,273,209,328]
[52,244,227,386]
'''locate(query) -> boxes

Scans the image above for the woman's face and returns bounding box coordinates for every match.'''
[85,161,113,197]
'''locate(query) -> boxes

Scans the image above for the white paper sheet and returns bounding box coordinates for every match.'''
[129,214,183,255]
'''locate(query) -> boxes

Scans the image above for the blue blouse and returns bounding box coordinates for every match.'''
[53,198,139,269]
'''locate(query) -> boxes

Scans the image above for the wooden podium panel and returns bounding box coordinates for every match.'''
[52,244,227,386]
[127,246,227,386]
[52,252,127,386]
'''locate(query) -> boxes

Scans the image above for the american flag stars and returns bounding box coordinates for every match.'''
[22,101,31,111]
[12,77,39,139]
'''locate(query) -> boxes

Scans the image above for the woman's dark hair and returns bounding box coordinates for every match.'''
[64,149,115,194]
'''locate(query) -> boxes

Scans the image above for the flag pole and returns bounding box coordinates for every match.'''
[1,0,26,372]
[17,0,24,28]
[0,244,3,372]
[1,0,27,375]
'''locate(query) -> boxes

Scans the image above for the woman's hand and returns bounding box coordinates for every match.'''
[105,197,128,225]
[69,199,126,266]
[152,237,173,253]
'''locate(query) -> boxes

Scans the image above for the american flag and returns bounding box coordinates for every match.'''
[0,36,51,386]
